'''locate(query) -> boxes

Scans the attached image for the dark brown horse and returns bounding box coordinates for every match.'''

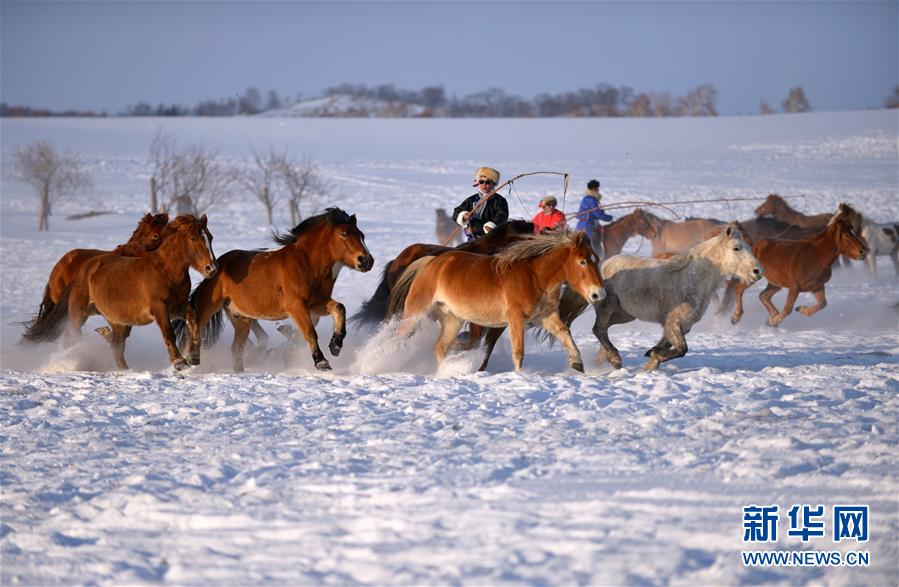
[351,220,535,330]
[730,204,868,327]
[389,231,604,372]
[594,208,659,258]
[754,194,834,228]
[24,213,169,335]
[23,215,217,370]
[189,208,374,372]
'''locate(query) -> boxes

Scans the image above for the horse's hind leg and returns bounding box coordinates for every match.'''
[250,320,269,350]
[108,324,132,370]
[477,327,505,372]
[795,287,827,317]
[541,312,584,372]
[64,284,91,349]
[226,310,252,372]
[434,313,465,363]
[183,306,201,366]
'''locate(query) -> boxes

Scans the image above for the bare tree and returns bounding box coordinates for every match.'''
[759,99,775,114]
[13,141,92,231]
[648,92,674,117]
[885,86,899,109]
[148,131,232,215]
[238,144,283,225]
[675,84,718,116]
[239,86,262,115]
[782,86,811,113]
[274,155,329,226]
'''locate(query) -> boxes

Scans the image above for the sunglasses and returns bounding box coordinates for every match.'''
[477,179,495,186]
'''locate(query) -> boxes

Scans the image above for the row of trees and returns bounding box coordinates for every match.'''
[11,135,329,231]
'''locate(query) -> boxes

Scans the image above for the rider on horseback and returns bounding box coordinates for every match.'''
[453,167,509,240]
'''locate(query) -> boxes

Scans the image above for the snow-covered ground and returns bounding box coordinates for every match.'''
[1,111,897,585]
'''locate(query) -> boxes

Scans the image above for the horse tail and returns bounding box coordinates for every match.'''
[535,285,592,345]
[349,262,393,329]
[186,279,224,348]
[21,284,72,343]
[387,256,435,318]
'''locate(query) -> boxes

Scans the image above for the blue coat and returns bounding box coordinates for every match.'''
[575,194,612,238]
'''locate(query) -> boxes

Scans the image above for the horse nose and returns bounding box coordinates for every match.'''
[357,255,373,271]
[590,288,606,303]
[204,263,217,276]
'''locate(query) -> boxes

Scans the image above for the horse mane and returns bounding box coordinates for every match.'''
[272,207,354,246]
[828,202,859,227]
[492,230,584,272]
[127,212,169,240]
[160,214,199,236]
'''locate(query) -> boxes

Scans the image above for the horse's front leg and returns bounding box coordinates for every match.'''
[730,281,751,325]
[795,287,827,316]
[758,283,782,322]
[645,305,691,371]
[183,306,201,366]
[541,312,584,372]
[592,298,623,369]
[324,299,346,357]
[478,327,506,372]
[287,304,331,371]
[151,309,189,370]
[768,287,800,326]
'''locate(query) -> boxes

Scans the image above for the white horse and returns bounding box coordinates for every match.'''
[861,218,899,278]
[593,223,763,370]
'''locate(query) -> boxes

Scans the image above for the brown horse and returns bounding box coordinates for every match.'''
[23,215,217,370]
[189,208,374,372]
[730,204,868,327]
[754,194,834,228]
[351,220,535,330]
[595,208,659,258]
[388,231,604,372]
[637,209,727,257]
[24,213,169,333]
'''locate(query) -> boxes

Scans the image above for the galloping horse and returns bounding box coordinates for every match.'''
[729,205,868,327]
[189,208,374,372]
[559,224,762,370]
[860,217,899,277]
[351,220,535,330]
[23,212,169,335]
[388,231,604,372]
[23,215,217,370]
[594,208,659,258]
[636,209,727,258]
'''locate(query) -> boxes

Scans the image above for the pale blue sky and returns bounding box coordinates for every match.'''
[2,1,897,115]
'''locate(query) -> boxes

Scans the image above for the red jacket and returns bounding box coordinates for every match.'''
[532,209,566,233]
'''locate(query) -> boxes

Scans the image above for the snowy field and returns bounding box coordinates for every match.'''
[1,111,897,585]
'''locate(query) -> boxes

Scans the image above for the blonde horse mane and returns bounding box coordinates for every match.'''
[492,230,585,272]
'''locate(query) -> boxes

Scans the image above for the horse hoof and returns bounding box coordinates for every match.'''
[571,362,584,373]
[315,359,332,371]
[173,359,190,371]
[187,354,200,366]
[329,340,343,357]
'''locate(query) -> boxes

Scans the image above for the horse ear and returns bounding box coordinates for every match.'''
[200,214,208,226]
[143,213,153,222]
[350,214,357,226]
[725,224,734,237]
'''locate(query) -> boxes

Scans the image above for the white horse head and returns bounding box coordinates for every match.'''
[694,223,763,284]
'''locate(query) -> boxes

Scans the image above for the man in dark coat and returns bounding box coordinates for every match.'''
[453,166,509,239]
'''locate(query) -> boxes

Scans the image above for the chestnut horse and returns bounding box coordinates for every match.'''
[754,193,833,228]
[729,205,868,327]
[388,231,604,372]
[637,209,727,257]
[23,215,217,370]
[24,212,169,334]
[351,220,535,330]
[594,208,659,258]
[189,208,374,372]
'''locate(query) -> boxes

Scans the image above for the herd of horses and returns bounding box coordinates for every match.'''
[20,192,894,374]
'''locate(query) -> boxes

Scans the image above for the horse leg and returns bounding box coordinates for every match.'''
[890,248,899,278]
[508,315,527,371]
[287,305,331,371]
[183,306,201,366]
[730,281,751,325]
[767,287,800,327]
[758,283,782,322]
[64,284,91,349]
[864,250,876,277]
[250,320,269,350]
[151,310,189,370]
[716,279,737,316]
[108,323,132,370]
[592,297,627,369]
[477,327,505,372]
[325,299,346,357]
[396,281,433,339]
[434,312,465,363]
[541,312,584,372]
[796,287,827,316]
[451,323,483,351]
[645,305,691,371]
[226,310,252,372]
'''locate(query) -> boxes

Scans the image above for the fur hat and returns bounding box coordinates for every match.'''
[539,195,558,208]
[474,167,501,184]
[587,179,600,190]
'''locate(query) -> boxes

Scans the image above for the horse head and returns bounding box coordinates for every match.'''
[754,194,785,217]
[563,231,605,304]
[630,208,660,239]
[712,223,763,285]
[129,212,170,252]
[329,210,375,272]
[830,205,868,260]
[163,214,217,277]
